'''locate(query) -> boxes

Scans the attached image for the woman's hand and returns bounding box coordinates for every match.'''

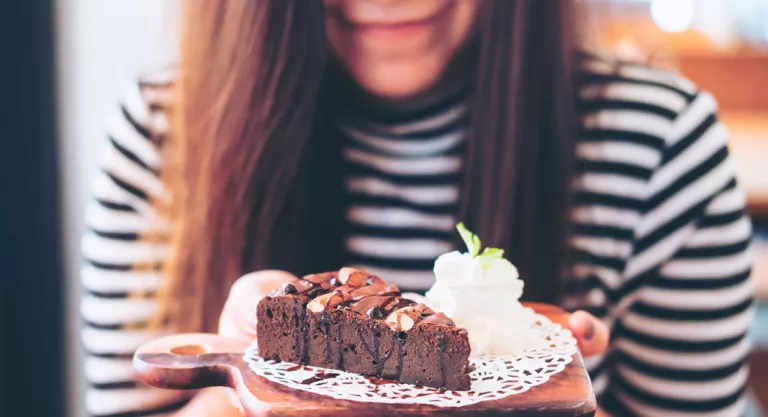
[218,270,299,340]
[525,303,610,359]
[568,311,610,417]
[567,310,610,358]
[174,270,296,416]
[175,388,245,417]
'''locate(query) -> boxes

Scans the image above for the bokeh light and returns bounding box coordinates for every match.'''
[651,0,695,33]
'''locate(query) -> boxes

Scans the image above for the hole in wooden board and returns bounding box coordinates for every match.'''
[170,344,209,356]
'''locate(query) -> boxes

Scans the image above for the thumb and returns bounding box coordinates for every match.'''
[568,310,610,358]
[218,270,297,339]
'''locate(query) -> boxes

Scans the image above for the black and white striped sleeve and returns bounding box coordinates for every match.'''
[604,90,755,416]
[81,77,190,416]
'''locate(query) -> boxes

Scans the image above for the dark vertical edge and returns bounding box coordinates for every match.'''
[0,0,66,416]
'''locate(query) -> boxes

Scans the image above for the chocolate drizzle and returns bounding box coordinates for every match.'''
[356,321,395,376]
[437,329,446,387]
[348,295,394,315]
[301,310,310,364]
[394,337,406,379]
[384,298,417,314]
[269,268,455,331]
[272,272,338,298]
[418,312,455,327]
[278,279,314,296]
[320,312,332,364]
[349,283,399,301]
[336,323,344,368]
[302,272,337,286]
[291,298,301,362]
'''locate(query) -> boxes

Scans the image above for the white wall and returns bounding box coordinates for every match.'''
[54,1,177,415]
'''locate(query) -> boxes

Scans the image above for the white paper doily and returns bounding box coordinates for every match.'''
[243,311,577,408]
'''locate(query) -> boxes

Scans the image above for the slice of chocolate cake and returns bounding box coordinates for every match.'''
[256,268,472,390]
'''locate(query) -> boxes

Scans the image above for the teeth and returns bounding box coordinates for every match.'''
[307,290,351,313]
[338,267,368,288]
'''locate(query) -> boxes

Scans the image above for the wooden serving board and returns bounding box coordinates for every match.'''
[134,303,596,416]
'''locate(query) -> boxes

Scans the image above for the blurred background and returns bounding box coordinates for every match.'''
[1,0,767,415]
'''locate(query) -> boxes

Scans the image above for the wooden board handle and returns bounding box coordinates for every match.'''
[133,333,250,390]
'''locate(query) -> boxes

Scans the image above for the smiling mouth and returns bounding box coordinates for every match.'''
[328,4,451,35]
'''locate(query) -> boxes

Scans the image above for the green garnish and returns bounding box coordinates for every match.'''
[456,222,481,257]
[481,247,505,259]
[456,223,505,260]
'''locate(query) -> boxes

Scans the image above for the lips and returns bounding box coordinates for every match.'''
[328,2,451,32]
[345,15,438,30]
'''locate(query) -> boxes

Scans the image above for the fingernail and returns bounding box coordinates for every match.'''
[583,318,595,340]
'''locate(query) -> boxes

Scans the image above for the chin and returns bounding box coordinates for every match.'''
[349,63,445,100]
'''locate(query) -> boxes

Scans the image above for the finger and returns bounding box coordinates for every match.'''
[218,305,255,340]
[219,270,298,338]
[220,388,246,416]
[568,310,609,358]
[180,388,245,417]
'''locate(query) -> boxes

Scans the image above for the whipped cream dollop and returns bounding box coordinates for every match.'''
[422,224,535,357]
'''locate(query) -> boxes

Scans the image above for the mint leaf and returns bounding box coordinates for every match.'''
[455,222,507,261]
[456,222,481,257]
[481,247,505,259]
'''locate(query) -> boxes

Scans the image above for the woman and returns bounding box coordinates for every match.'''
[81,0,755,416]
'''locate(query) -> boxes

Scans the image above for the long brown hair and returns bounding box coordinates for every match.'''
[158,0,577,333]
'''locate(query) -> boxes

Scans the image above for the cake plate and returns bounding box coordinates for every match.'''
[134,303,596,416]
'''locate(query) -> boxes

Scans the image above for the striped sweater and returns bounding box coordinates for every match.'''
[82,55,755,416]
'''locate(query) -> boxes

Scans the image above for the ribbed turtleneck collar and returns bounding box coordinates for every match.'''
[339,84,471,140]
